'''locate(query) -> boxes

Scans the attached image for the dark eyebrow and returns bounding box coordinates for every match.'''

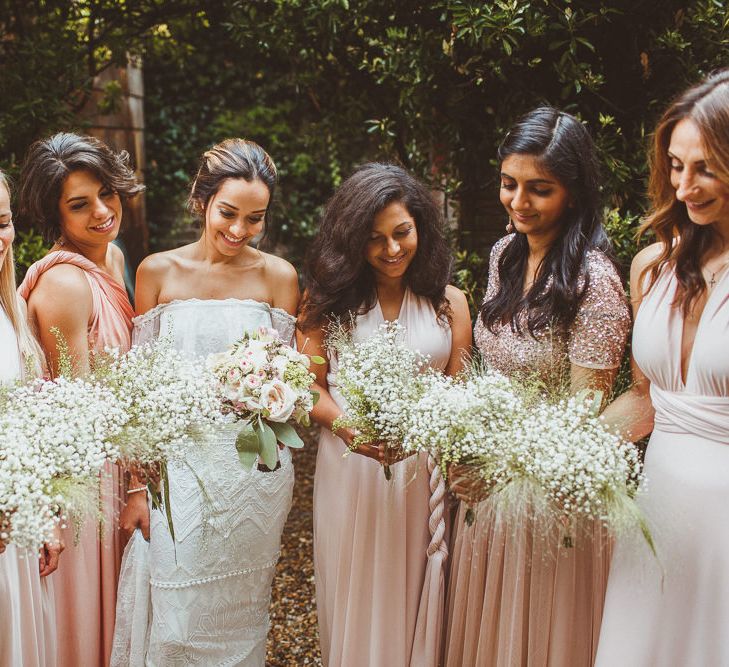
[219,200,239,211]
[66,195,87,203]
[667,151,707,166]
[500,172,555,185]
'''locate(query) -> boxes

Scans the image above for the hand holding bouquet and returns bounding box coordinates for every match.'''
[207,326,318,470]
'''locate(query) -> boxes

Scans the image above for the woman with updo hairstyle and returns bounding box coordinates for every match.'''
[0,169,60,667]
[444,108,631,666]
[596,70,729,666]
[112,138,299,666]
[17,132,143,667]
[298,163,472,666]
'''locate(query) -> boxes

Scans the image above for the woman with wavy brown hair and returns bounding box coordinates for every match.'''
[596,70,729,665]
[298,163,472,666]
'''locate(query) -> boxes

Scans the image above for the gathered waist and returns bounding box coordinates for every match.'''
[651,385,729,444]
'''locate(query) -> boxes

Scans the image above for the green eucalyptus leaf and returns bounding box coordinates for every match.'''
[235,424,261,470]
[257,418,279,469]
[269,421,304,449]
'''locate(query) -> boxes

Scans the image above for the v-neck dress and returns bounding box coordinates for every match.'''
[313,288,453,667]
[596,263,729,666]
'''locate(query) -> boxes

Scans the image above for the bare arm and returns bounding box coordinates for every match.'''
[27,265,94,377]
[444,285,473,377]
[134,255,165,315]
[599,245,662,441]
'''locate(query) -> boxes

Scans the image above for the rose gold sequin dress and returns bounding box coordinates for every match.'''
[444,235,631,667]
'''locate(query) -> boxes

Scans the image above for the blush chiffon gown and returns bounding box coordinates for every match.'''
[596,264,729,666]
[19,250,134,667]
[314,288,453,667]
[444,235,631,667]
[0,304,57,667]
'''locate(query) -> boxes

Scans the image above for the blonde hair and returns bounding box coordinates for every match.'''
[639,69,729,311]
[0,172,44,378]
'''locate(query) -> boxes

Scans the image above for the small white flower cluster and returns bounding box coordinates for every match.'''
[400,360,646,539]
[0,377,126,550]
[512,397,643,522]
[330,321,432,449]
[207,326,315,426]
[103,338,222,466]
[402,370,523,484]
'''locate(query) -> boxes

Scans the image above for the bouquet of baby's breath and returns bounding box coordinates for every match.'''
[97,337,222,539]
[207,326,319,470]
[328,320,433,479]
[402,362,652,549]
[0,376,127,550]
[510,393,650,549]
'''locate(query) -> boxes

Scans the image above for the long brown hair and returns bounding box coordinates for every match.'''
[640,69,729,311]
[299,163,452,332]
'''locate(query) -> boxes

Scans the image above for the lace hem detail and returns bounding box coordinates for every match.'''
[150,556,280,589]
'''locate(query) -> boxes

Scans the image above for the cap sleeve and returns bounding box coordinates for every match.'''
[568,252,631,369]
[483,234,514,302]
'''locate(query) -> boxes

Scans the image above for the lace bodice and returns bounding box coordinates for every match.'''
[475,235,630,384]
[132,297,296,355]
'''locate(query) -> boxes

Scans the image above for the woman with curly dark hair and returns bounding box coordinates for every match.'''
[298,163,472,666]
[445,108,631,666]
[596,70,729,666]
[17,132,143,667]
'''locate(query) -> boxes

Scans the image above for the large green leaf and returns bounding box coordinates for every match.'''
[269,421,304,449]
[257,417,279,469]
[235,423,261,470]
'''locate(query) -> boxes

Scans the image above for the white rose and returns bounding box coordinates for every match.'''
[259,379,297,422]
[271,354,289,378]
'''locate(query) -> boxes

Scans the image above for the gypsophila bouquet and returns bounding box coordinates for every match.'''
[206,326,318,470]
[98,337,222,539]
[510,393,651,549]
[0,376,127,549]
[328,320,433,479]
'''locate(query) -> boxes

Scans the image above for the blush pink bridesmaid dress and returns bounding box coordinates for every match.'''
[314,288,452,667]
[19,250,134,667]
[596,264,729,666]
[444,235,631,667]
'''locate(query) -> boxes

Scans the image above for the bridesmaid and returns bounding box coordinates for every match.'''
[596,71,729,666]
[444,108,631,667]
[17,133,143,667]
[298,163,472,667]
[0,169,60,666]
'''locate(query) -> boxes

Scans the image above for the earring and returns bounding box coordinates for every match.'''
[505,220,515,233]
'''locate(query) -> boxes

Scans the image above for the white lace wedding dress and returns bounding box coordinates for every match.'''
[111,299,295,667]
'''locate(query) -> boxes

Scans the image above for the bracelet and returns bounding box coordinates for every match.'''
[127,486,148,495]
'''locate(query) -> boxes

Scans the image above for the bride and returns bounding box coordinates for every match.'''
[112,139,299,666]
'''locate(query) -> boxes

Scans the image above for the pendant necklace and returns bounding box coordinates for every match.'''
[707,257,729,289]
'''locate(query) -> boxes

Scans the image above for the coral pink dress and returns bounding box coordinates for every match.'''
[0,306,57,667]
[444,236,630,667]
[19,250,134,667]
[596,264,729,666]
[314,289,452,667]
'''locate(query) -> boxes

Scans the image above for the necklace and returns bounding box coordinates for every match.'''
[706,256,729,289]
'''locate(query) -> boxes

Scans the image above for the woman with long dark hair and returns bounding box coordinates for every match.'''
[444,108,631,666]
[17,132,143,667]
[596,71,729,666]
[298,163,472,666]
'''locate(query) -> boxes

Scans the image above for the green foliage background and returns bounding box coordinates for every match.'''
[2,0,728,301]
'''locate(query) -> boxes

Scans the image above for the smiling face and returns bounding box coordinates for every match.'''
[204,177,270,256]
[499,154,572,242]
[365,202,418,283]
[58,169,122,247]
[0,181,14,272]
[668,118,729,229]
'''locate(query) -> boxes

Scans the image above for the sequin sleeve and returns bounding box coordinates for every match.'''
[568,252,631,369]
[474,234,514,348]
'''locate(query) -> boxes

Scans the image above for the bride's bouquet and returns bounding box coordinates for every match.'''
[206,326,318,470]
[328,320,433,479]
[0,376,126,550]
